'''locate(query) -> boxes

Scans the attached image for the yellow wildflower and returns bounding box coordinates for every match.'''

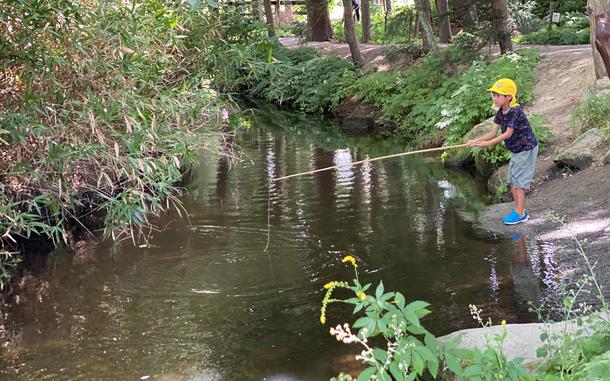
[320,315,326,324]
[342,255,357,267]
[501,320,507,327]
[357,291,367,301]
[324,282,334,290]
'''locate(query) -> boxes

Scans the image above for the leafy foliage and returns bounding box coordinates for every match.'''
[516,12,590,45]
[1,0,227,286]
[571,92,610,135]
[532,0,587,15]
[194,11,358,113]
[354,48,540,152]
[322,257,528,380]
[509,0,545,34]
[321,258,470,380]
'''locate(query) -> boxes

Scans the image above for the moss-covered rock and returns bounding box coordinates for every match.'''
[443,117,495,168]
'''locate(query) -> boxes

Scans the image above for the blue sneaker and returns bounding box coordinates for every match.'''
[503,209,529,225]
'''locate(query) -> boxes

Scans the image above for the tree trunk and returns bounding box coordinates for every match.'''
[385,0,392,14]
[383,0,391,33]
[307,0,332,41]
[415,0,437,52]
[362,0,372,43]
[252,0,262,20]
[342,0,364,64]
[588,0,610,79]
[454,0,478,31]
[275,0,281,19]
[491,0,513,54]
[436,0,451,43]
[263,0,276,37]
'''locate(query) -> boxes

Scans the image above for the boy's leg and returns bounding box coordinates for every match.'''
[514,187,526,215]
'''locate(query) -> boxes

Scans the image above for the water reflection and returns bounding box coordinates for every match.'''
[0,104,561,381]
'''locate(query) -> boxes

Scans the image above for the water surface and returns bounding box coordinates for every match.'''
[0,104,558,380]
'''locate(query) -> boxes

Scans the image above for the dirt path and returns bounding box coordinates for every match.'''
[280,37,392,68]
[280,37,448,71]
[526,45,595,142]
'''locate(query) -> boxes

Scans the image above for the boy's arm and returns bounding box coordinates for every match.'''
[467,124,500,146]
[472,126,513,147]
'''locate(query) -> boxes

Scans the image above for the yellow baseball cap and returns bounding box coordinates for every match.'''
[487,78,518,107]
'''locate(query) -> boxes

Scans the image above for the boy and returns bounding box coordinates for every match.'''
[467,78,538,225]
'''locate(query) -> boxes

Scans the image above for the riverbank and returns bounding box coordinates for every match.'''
[478,46,610,303]
[280,38,610,298]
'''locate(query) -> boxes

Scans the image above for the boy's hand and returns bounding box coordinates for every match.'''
[466,139,479,147]
[472,140,492,148]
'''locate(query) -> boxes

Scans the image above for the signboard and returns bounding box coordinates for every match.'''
[551,12,561,23]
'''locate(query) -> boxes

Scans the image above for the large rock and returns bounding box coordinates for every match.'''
[594,78,610,97]
[487,164,510,200]
[439,315,608,371]
[341,117,375,134]
[474,154,500,178]
[337,95,395,135]
[443,117,495,168]
[554,128,603,170]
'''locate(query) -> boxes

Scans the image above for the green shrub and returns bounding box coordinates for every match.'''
[1,0,226,284]
[265,56,358,112]
[322,256,528,380]
[352,49,540,148]
[279,20,308,39]
[571,92,610,135]
[509,0,545,34]
[533,0,587,15]
[195,10,357,113]
[516,12,589,45]
[285,47,322,64]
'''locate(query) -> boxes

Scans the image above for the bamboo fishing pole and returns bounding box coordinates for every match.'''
[271,143,469,182]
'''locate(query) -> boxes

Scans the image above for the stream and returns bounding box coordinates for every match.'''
[0,103,560,381]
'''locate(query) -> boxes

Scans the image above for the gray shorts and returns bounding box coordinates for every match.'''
[507,145,538,190]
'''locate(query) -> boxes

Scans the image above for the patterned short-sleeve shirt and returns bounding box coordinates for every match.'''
[494,105,538,153]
